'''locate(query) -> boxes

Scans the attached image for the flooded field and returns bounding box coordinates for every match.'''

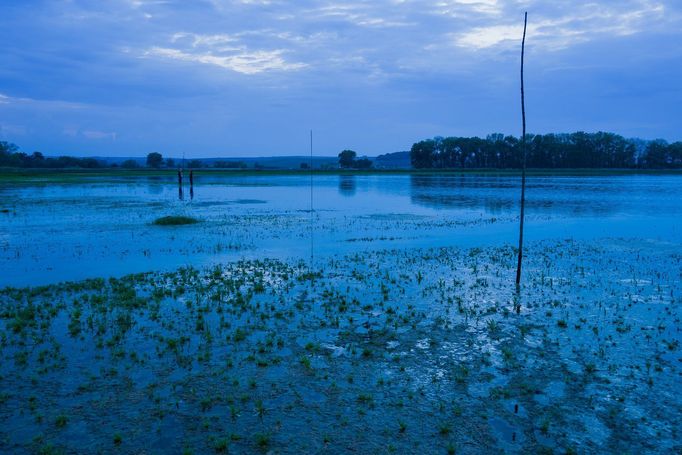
[2,173,681,287]
[1,173,681,453]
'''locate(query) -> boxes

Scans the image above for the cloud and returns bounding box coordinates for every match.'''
[0,123,27,137]
[455,1,669,51]
[1,0,681,156]
[433,0,504,17]
[142,30,308,74]
[0,93,87,110]
[82,130,118,140]
[144,46,307,74]
[171,32,241,50]
[303,3,415,28]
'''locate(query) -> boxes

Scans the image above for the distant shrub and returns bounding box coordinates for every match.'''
[121,159,140,169]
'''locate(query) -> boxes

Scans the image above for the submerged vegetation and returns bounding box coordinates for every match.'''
[0,239,679,453]
[0,172,680,453]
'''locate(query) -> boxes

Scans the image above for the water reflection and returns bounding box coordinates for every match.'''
[338,175,356,197]
[408,174,682,217]
[147,183,163,195]
[4,173,682,287]
[409,175,515,214]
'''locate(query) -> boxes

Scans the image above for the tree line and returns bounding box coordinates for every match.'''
[0,143,273,170]
[0,144,206,169]
[4,134,682,170]
[410,132,682,169]
[0,142,104,168]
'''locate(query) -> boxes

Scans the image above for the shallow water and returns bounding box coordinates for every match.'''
[1,173,681,453]
[1,174,681,287]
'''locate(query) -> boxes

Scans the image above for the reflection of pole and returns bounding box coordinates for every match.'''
[309,130,314,280]
[189,170,194,200]
[515,12,528,288]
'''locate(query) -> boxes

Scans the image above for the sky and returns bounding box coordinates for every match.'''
[0,0,681,158]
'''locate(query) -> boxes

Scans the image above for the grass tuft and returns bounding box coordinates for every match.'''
[153,216,199,226]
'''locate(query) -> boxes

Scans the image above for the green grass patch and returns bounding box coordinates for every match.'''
[153,216,199,226]
[2,167,682,185]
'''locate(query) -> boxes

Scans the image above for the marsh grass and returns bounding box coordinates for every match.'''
[152,216,199,226]
[0,240,679,453]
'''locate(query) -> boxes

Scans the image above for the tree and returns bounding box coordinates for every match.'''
[146,152,163,168]
[165,158,175,168]
[338,150,357,168]
[410,140,436,168]
[644,139,671,168]
[0,141,19,166]
[354,157,372,169]
[121,159,139,169]
[0,141,19,155]
[669,142,682,167]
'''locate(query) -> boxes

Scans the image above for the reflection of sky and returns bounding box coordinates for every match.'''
[5,174,682,218]
[1,1,681,156]
[2,174,681,286]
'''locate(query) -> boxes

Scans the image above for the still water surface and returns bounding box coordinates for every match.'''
[2,174,680,286]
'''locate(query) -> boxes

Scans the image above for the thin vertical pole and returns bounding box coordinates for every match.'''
[515,12,528,288]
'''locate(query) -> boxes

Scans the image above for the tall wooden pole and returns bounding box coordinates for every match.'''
[515,12,528,288]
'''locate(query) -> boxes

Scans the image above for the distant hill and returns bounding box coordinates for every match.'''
[49,153,415,170]
[374,151,411,169]
[204,156,339,170]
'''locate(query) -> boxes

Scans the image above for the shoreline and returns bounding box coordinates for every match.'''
[2,167,682,183]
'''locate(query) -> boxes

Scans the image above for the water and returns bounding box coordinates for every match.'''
[2,173,681,453]
[2,174,681,287]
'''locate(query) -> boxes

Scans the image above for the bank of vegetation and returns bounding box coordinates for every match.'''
[410,132,682,169]
[2,131,682,171]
